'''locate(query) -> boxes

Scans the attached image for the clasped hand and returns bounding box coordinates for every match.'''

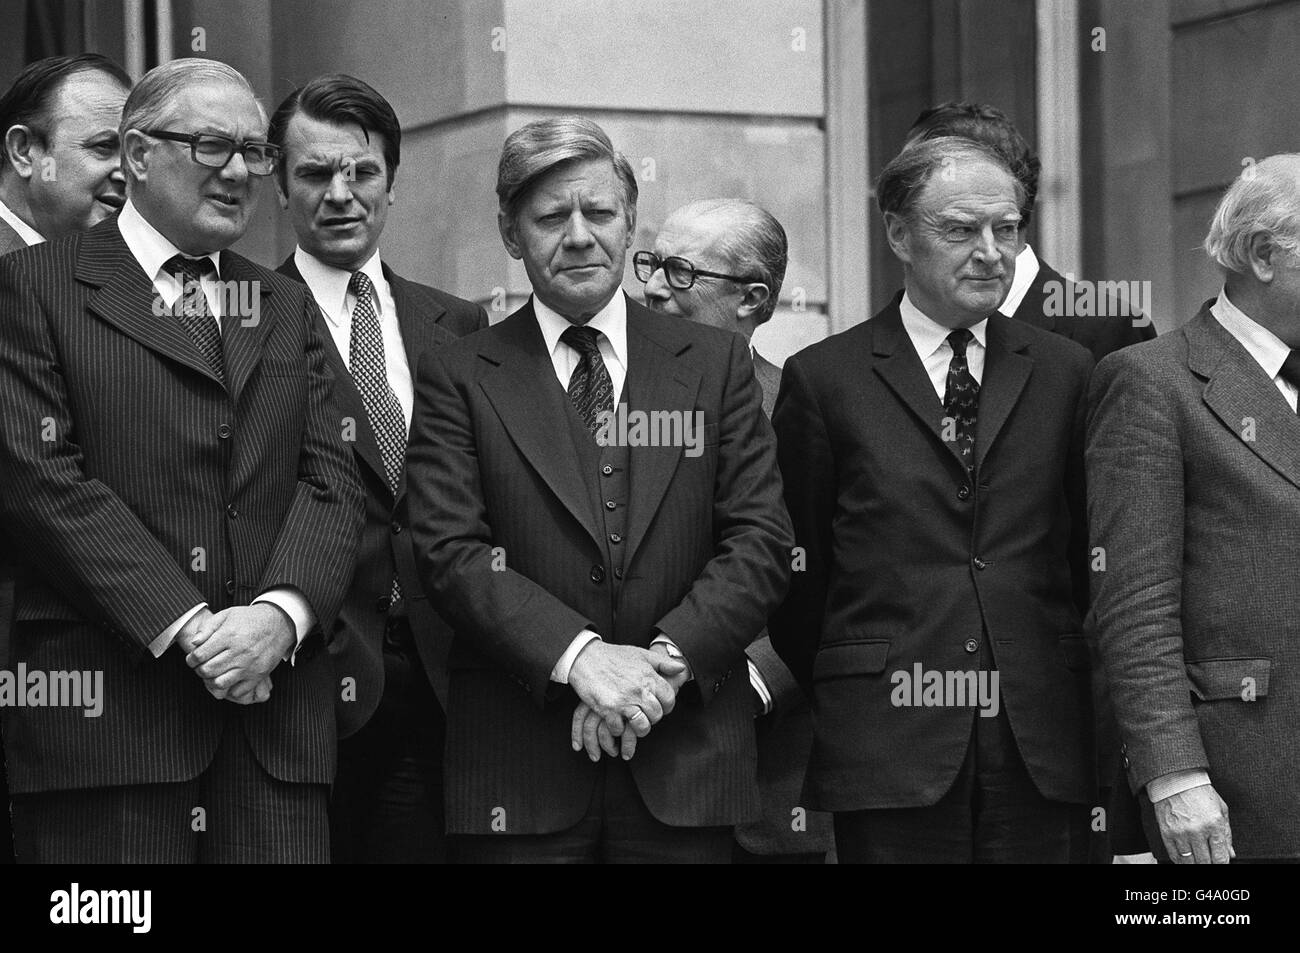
[567,641,689,762]
[178,604,295,705]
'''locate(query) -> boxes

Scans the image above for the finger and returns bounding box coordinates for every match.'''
[596,720,619,758]
[624,707,652,738]
[1208,830,1233,865]
[204,679,229,701]
[187,631,230,666]
[638,691,664,724]
[571,703,590,752]
[1190,833,1213,865]
[210,666,254,691]
[620,726,638,761]
[194,648,240,680]
[581,711,602,762]
[253,678,272,704]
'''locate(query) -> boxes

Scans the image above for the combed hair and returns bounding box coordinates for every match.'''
[1204,155,1300,274]
[120,58,263,145]
[0,53,131,170]
[905,101,1040,228]
[267,74,400,189]
[496,115,637,221]
[679,198,788,325]
[876,136,1025,222]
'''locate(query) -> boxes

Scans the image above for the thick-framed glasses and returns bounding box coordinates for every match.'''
[632,250,762,290]
[139,129,281,176]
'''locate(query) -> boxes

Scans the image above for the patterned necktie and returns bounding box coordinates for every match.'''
[943,328,980,472]
[1279,350,1300,415]
[349,272,406,604]
[561,324,614,436]
[165,254,224,384]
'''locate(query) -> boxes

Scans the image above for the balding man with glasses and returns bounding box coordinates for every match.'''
[0,57,362,863]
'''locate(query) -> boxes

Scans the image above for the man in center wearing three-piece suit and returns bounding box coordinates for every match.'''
[771,136,1095,862]
[269,73,487,863]
[406,116,792,863]
[0,58,362,863]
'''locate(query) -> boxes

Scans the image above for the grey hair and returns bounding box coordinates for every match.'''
[120,58,264,164]
[496,115,637,222]
[1204,155,1300,274]
[673,198,788,325]
[876,135,1025,221]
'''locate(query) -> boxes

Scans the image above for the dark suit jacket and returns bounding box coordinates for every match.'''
[0,217,32,670]
[1087,302,1300,859]
[407,295,792,835]
[770,297,1095,812]
[0,217,363,793]
[277,254,487,737]
[1012,259,1157,363]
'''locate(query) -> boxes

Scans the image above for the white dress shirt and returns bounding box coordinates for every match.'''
[899,291,988,399]
[115,200,316,659]
[997,243,1041,317]
[535,292,687,684]
[293,246,414,427]
[0,196,45,246]
[1211,288,1298,411]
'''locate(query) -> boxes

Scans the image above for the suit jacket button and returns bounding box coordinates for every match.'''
[957,485,970,500]
[613,567,623,580]
[224,578,236,595]
[217,423,232,439]
[375,596,391,613]
[590,565,605,583]
[602,465,613,476]
[609,533,622,544]
[226,503,238,519]
[964,638,979,654]
[391,521,403,534]
[605,500,617,511]
[972,556,986,570]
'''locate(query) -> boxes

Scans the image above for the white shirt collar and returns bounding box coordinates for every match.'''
[0,197,45,245]
[294,246,386,326]
[1211,287,1291,380]
[534,291,628,372]
[899,290,988,359]
[998,243,1041,317]
[117,198,220,281]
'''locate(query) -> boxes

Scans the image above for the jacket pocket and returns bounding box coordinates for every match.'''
[1185,657,1271,701]
[812,639,890,680]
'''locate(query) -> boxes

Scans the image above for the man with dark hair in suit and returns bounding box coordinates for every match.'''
[1088,154,1300,864]
[639,197,831,864]
[407,116,792,863]
[906,101,1156,361]
[771,136,1095,863]
[268,73,487,863]
[0,53,132,863]
[0,58,362,863]
[0,53,131,251]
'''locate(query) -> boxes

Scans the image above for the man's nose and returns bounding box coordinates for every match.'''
[218,149,249,183]
[562,211,595,247]
[324,171,352,204]
[108,164,126,185]
[972,225,999,261]
[643,265,671,300]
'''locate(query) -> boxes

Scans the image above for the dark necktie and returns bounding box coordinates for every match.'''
[561,324,614,436]
[943,328,980,472]
[1280,350,1300,415]
[165,254,224,384]
[349,271,407,604]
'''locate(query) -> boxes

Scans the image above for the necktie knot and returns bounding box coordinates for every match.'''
[349,270,373,300]
[165,253,217,286]
[561,324,603,361]
[947,327,974,357]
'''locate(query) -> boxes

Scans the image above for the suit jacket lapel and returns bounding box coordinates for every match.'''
[386,264,445,375]
[80,219,221,386]
[1012,261,1060,334]
[218,250,274,404]
[478,302,603,550]
[1190,306,1300,490]
[623,306,701,564]
[975,314,1033,470]
[871,304,969,474]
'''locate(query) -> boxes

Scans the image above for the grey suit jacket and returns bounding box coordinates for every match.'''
[1087,301,1300,859]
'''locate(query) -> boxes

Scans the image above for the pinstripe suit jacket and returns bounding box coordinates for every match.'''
[407,296,793,834]
[0,216,364,793]
[277,254,487,737]
[1088,303,1300,859]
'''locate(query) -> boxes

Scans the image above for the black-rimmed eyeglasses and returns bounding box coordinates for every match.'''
[138,129,281,176]
[632,250,763,290]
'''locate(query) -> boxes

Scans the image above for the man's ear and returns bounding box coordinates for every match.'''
[498,209,523,260]
[884,211,912,264]
[386,168,396,206]
[122,129,151,185]
[1246,231,1282,283]
[272,172,289,210]
[3,125,39,181]
[623,203,637,247]
[736,282,773,323]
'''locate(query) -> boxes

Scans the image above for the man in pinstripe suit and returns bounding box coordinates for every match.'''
[0,58,363,863]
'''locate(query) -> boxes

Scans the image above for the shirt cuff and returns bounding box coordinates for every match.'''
[551,629,601,684]
[252,587,316,665]
[151,603,207,658]
[748,659,773,715]
[651,635,693,681]
[1147,769,1212,803]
